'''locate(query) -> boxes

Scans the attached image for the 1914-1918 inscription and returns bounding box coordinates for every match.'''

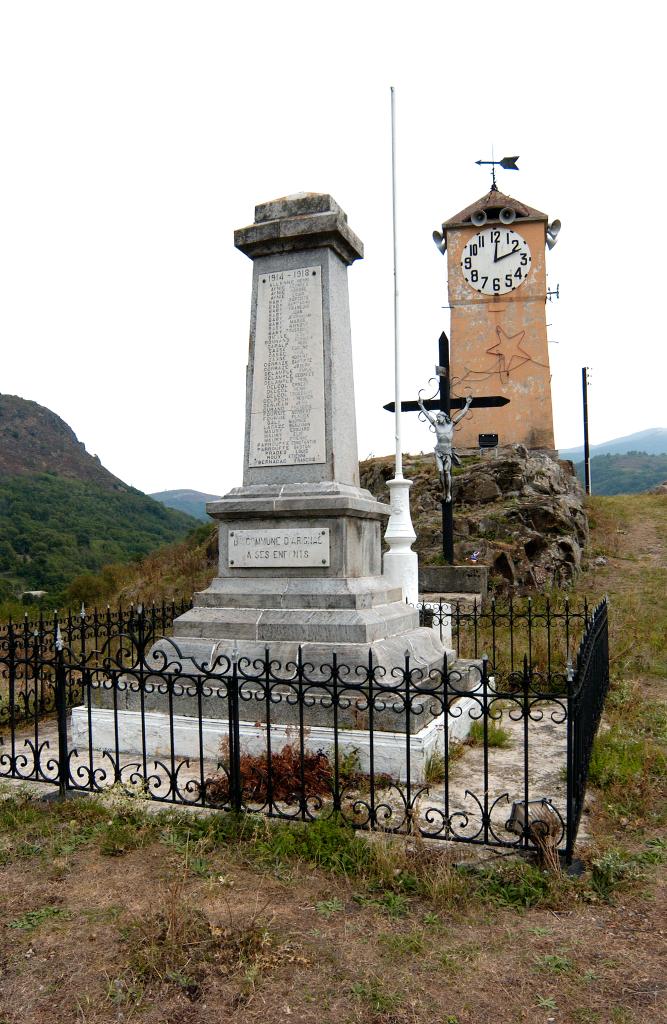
[248,266,326,467]
[229,529,331,567]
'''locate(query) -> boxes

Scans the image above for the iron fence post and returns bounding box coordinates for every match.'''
[565,658,575,863]
[55,626,68,799]
[7,619,17,770]
[522,654,530,851]
[228,652,242,813]
[481,654,489,844]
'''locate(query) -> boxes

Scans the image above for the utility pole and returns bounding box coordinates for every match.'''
[582,367,591,495]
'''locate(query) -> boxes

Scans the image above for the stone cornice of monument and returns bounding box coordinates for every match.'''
[234,192,364,266]
[207,480,389,522]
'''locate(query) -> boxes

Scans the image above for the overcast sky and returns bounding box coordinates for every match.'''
[1,2,664,497]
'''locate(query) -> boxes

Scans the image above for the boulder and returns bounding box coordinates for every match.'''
[455,471,501,504]
[360,447,588,594]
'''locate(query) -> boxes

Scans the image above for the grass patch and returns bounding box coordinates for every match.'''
[378,929,426,956]
[115,864,282,1006]
[353,891,410,917]
[468,861,567,909]
[422,743,465,784]
[533,953,573,974]
[589,849,644,901]
[350,976,402,1013]
[8,906,70,930]
[588,725,666,821]
[315,897,344,918]
[466,718,512,748]
[438,942,481,975]
[251,815,374,876]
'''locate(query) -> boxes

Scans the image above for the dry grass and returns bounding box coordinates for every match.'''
[0,790,664,1023]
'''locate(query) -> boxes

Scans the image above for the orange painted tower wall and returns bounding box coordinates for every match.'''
[444,201,555,450]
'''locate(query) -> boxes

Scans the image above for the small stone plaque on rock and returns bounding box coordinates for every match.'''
[229,528,330,567]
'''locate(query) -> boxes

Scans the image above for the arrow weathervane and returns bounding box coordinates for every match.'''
[475,154,519,191]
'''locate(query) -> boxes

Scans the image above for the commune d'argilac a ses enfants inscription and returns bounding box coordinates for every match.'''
[228,528,331,567]
[248,266,326,467]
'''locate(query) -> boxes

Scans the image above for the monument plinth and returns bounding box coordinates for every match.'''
[170,193,447,672]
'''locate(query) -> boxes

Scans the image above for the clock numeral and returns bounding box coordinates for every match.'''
[520,253,528,266]
[511,239,520,253]
[505,274,513,289]
[470,270,478,283]
[491,230,500,243]
[478,234,485,247]
[506,231,511,243]
[493,277,500,292]
[470,243,478,256]
[514,267,523,280]
[464,256,472,270]
[481,276,488,289]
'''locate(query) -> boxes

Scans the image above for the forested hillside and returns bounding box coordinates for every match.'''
[0,394,199,603]
[575,451,667,495]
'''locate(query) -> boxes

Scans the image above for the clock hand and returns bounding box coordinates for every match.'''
[495,247,521,262]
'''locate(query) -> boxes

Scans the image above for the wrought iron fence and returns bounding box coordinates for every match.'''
[0,597,608,861]
[419,596,590,686]
[0,599,191,725]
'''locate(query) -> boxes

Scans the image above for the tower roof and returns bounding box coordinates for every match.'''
[443,189,547,229]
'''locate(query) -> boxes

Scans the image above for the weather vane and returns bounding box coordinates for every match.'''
[475,153,519,191]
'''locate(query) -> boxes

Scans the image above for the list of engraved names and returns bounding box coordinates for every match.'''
[249,266,326,467]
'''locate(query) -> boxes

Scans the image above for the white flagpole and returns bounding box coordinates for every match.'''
[391,86,402,480]
[383,86,418,605]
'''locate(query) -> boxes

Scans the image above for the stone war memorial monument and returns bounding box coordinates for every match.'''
[73,193,472,779]
[177,193,444,672]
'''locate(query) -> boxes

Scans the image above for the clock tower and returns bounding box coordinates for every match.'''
[439,188,557,450]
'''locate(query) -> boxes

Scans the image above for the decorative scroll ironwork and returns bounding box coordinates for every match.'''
[0,598,609,861]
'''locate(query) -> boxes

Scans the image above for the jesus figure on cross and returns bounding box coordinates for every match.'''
[418,394,473,503]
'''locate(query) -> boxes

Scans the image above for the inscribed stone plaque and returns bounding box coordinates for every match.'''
[248,266,326,467]
[228,529,330,567]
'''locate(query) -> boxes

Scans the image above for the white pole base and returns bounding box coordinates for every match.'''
[383,476,419,606]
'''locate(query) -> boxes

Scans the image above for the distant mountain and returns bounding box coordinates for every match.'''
[574,451,667,496]
[0,394,199,599]
[560,428,667,462]
[151,489,222,522]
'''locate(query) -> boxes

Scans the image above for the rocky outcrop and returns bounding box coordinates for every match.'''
[360,446,588,593]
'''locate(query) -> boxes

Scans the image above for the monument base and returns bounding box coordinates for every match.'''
[71,698,476,784]
[164,481,452,677]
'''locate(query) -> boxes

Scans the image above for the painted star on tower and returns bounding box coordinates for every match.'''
[458,325,548,386]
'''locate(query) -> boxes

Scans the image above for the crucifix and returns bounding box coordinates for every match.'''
[384,331,509,564]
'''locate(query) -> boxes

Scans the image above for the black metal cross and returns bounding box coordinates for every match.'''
[384,331,509,565]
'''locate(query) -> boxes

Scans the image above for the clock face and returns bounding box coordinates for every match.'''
[461,227,531,295]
